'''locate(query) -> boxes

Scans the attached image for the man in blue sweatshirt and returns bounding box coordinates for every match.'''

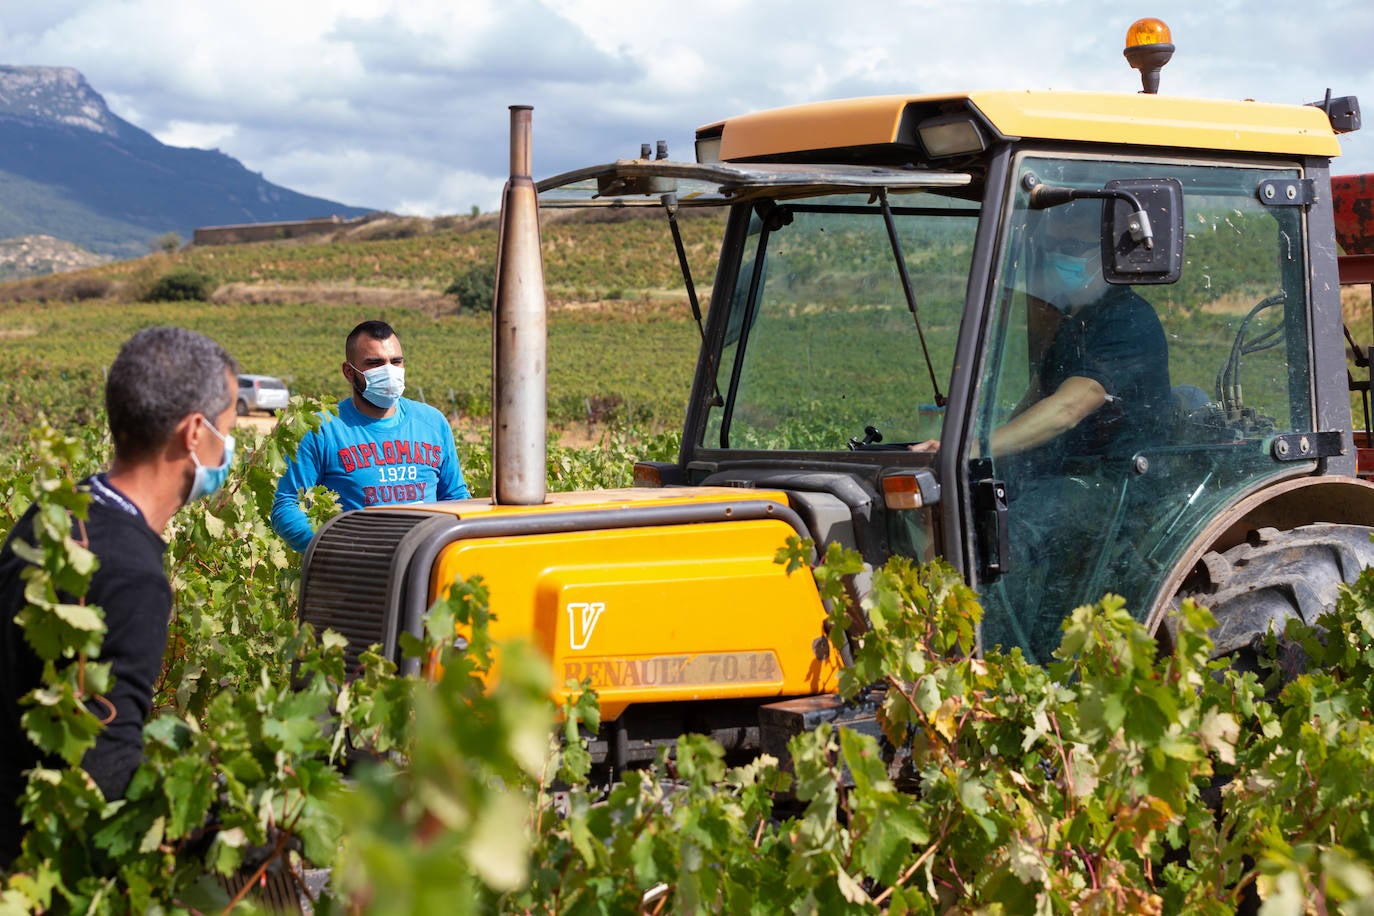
[271,320,470,552]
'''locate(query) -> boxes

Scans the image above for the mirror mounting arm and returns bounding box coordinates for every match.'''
[1022,174,1154,249]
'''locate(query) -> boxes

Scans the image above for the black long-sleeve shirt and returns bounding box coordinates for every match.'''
[0,475,170,867]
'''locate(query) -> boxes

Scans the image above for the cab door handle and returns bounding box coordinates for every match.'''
[974,479,1010,580]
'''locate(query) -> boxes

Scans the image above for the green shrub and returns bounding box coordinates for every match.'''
[143,267,214,302]
[152,231,183,253]
[65,275,113,300]
[446,262,496,312]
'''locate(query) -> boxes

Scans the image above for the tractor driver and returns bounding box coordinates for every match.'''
[912,199,1172,658]
[912,199,1172,467]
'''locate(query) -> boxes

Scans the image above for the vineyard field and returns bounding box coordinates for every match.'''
[4,206,1374,913]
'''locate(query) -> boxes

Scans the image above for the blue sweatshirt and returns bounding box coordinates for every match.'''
[271,397,470,552]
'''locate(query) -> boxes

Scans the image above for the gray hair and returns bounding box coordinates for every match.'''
[106,327,239,460]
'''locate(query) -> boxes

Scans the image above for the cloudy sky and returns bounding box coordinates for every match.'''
[3,1,1372,216]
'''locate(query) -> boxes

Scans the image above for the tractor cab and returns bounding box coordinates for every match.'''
[540,84,1357,663]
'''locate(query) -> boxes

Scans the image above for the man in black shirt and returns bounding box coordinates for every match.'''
[0,326,238,868]
[988,223,1171,656]
[911,201,1171,658]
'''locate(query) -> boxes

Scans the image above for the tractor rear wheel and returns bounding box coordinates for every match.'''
[1175,523,1374,676]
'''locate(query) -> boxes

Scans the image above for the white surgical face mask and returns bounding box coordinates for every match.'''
[350,362,405,409]
[188,415,235,504]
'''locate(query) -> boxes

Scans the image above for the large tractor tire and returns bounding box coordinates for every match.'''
[1177,523,1374,675]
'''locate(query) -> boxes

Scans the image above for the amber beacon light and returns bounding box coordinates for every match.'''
[1123,17,1174,94]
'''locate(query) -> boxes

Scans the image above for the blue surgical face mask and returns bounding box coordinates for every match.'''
[350,362,405,410]
[1046,250,1091,286]
[1041,245,1105,310]
[188,415,235,504]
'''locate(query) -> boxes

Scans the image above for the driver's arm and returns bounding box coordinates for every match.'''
[986,375,1106,456]
[909,374,1106,458]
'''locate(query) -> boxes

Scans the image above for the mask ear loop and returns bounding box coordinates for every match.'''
[192,415,233,477]
[346,362,380,399]
[198,414,229,447]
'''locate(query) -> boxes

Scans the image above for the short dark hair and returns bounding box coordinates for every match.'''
[345,320,398,361]
[105,327,238,460]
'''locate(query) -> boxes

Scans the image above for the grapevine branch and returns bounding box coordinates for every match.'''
[872,814,955,907]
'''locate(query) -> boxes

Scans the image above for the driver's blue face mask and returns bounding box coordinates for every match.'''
[1037,235,1106,311]
[1046,250,1092,286]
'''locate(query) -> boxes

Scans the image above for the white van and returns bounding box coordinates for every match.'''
[236,374,289,415]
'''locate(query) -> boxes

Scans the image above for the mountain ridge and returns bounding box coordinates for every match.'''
[0,66,130,138]
[0,65,374,261]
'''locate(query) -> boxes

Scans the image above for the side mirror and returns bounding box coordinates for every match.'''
[1101,177,1184,285]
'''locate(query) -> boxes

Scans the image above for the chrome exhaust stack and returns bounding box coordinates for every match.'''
[491,105,547,505]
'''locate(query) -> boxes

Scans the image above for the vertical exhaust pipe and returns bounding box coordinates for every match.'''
[491,105,547,505]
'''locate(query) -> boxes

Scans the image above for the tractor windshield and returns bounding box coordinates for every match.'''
[538,160,977,452]
[699,191,980,450]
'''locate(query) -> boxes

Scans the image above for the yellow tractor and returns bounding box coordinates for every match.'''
[300,20,1374,767]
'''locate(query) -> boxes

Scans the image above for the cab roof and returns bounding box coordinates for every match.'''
[696,90,1343,163]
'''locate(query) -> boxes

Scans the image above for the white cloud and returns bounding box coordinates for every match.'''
[148,119,238,150]
[0,0,1369,214]
[394,167,508,218]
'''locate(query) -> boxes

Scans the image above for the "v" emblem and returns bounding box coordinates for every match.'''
[567,602,605,651]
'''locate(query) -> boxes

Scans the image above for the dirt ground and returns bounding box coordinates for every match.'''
[233,413,279,435]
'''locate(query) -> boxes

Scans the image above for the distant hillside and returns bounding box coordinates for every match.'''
[0,234,109,280]
[0,66,374,260]
[0,207,727,313]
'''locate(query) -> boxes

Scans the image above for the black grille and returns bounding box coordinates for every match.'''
[300,511,433,671]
